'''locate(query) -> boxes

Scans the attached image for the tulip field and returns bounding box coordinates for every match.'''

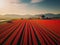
[0,19,60,45]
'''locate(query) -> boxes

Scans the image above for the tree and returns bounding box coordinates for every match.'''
[41,15,45,19]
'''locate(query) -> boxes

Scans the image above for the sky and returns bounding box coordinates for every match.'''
[0,0,60,15]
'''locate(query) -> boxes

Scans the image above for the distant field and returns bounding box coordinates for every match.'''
[0,19,60,45]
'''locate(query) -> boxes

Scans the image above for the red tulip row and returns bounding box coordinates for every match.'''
[0,20,60,45]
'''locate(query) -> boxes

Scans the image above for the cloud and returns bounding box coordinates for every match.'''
[31,0,43,3]
[0,0,30,15]
[5,0,19,4]
[8,0,43,4]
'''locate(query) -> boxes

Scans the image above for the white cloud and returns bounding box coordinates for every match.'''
[0,0,29,15]
[31,0,43,3]
[6,0,43,4]
[0,0,46,15]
